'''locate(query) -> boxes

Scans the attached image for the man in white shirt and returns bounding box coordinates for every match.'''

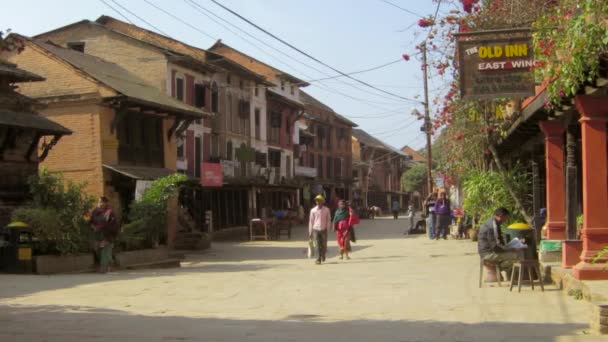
[309,195,332,265]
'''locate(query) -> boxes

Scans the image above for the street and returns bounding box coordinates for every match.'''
[0,217,596,341]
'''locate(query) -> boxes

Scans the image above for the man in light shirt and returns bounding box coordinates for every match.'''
[309,195,332,265]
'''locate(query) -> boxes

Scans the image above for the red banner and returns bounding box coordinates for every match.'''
[200,163,223,187]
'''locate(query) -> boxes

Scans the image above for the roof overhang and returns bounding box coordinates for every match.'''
[0,110,72,135]
[103,164,175,180]
[268,89,305,109]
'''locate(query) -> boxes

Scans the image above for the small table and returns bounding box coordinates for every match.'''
[250,218,274,241]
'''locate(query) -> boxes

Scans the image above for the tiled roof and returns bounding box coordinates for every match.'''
[401,145,425,162]
[353,128,408,156]
[209,40,309,86]
[0,60,44,82]
[30,39,208,118]
[300,91,358,127]
[0,109,71,135]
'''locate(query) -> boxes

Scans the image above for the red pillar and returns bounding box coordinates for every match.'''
[539,120,566,240]
[573,95,608,280]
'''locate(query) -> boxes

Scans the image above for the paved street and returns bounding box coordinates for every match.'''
[0,217,598,341]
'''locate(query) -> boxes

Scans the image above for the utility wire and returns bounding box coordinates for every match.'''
[109,0,170,36]
[97,0,135,24]
[144,0,216,41]
[306,59,403,83]
[379,0,425,18]
[205,0,423,104]
[188,0,413,105]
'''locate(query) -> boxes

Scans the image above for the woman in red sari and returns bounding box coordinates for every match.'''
[332,200,351,260]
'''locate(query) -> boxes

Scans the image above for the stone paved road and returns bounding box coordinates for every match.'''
[0,216,600,341]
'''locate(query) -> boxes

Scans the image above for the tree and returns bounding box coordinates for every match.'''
[401,163,427,192]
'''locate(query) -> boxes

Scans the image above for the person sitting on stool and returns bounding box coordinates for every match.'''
[478,207,520,281]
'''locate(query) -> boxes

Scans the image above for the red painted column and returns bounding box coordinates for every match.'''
[539,120,567,240]
[573,95,608,280]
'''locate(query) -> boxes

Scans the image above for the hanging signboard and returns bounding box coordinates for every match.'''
[458,36,536,99]
[200,162,223,187]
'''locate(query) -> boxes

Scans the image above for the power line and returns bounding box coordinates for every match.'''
[379,0,424,18]
[144,0,216,41]
[306,59,403,83]
[97,0,135,24]
[109,0,170,36]
[188,0,414,105]
[205,0,423,105]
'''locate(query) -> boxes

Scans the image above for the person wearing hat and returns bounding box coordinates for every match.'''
[309,194,332,265]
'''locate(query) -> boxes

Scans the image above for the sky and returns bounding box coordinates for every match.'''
[2,0,447,150]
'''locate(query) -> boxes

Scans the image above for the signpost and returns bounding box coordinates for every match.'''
[458,35,536,100]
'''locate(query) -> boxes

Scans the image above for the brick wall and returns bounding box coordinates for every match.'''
[38,23,170,93]
[40,102,105,196]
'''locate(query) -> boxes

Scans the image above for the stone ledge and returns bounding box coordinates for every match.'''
[544,262,608,335]
[34,254,95,275]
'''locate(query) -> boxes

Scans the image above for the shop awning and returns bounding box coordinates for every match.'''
[103,164,175,180]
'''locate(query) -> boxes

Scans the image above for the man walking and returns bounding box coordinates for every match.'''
[309,195,331,265]
[391,199,400,220]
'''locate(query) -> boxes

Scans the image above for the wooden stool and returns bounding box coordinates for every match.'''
[479,258,502,288]
[510,260,544,292]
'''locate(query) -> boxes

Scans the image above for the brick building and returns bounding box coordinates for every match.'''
[4,37,207,221]
[351,129,410,213]
[0,59,71,227]
[298,91,357,211]
[209,40,310,217]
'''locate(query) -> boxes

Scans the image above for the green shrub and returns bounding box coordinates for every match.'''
[118,174,187,250]
[11,169,95,255]
[462,167,530,223]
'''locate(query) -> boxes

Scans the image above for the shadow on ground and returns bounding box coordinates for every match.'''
[0,304,592,342]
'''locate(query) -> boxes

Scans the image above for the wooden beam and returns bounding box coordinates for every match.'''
[110,108,128,134]
[39,135,62,162]
[26,133,42,162]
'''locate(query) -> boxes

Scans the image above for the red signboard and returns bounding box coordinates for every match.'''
[200,163,223,187]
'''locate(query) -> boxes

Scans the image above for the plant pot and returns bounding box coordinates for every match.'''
[562,240,583,269]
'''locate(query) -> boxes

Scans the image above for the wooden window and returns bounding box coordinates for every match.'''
[290,85,295,95]
[318,155,323,177]
[239,80,244,90]
[67,42,85,53]
[281,81,285,91]
[194,84,206,108]
[254,108,261,140]
[117,113,164,167]
[227,74,232,84]
[195,136,202,178]
[326,156,332,179]
[269,149,281,167]
[177,136,185,158]
[176,78,184,101]
[211,83,219,113]
[326,127,332,149]
[310,153,315,168]
[335,158,342,178]
[226,140,233,160]
[254,85,259,97]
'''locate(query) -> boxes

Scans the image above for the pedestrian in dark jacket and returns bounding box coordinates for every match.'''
[89,196,120,273]
[434,192,451,240]
[478,207,520,271]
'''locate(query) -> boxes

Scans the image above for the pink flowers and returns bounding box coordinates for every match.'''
[402,54,410,61]
[418,17,435,28]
